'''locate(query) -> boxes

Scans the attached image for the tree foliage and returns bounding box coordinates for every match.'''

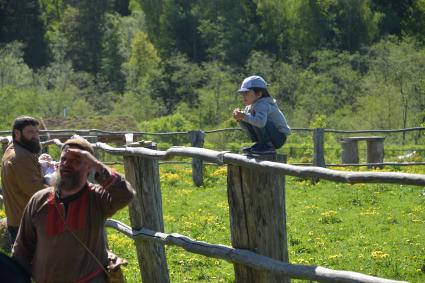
[0,0,424,140]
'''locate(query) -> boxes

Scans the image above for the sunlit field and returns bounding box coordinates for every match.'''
[1,164,423,282]
[104,164,425,283]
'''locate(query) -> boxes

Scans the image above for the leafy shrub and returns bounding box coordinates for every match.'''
[139,113,195,145]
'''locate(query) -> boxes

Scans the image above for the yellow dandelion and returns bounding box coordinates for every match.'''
[328,254,342,260]
[371,250,389,259]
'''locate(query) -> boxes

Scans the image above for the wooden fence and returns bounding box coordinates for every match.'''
[30,139,424,283]
[1,126,424,187]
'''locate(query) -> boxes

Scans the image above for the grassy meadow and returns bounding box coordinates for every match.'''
[105,163,425,283]
[0,163,423,282]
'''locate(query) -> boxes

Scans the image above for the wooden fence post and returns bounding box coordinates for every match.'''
[313,128,325,167]
[366,138,385,168]
[39,135,49,154]
[340,139,359,164]
[123,143,170,283]
[312,128,325,183]
[227,155,289,283]
[189,130,205,187]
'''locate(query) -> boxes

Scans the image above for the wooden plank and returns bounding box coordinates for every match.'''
[123,144,170,283]
[227,155,289,283]
[340,136,385,141]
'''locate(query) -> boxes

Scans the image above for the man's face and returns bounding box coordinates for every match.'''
[15,125,41,153]
[56,147,90,192]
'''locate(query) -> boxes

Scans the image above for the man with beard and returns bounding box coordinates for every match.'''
[1,116,47,245]
[12,135,135,282]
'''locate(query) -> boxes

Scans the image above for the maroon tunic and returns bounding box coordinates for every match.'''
[12,173,135,283]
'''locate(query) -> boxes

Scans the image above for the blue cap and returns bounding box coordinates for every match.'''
[237,75,267,92]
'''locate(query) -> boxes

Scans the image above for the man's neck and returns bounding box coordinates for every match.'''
[59,182,87,198]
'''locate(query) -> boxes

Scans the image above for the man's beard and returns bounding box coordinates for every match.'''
[52,170,84,192]
[18,135,41,154]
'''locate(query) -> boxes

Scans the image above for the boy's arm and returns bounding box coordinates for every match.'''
[243,103,269,128]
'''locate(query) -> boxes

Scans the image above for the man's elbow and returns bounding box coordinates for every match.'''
[126,182,136,201]
[118,181,135,206]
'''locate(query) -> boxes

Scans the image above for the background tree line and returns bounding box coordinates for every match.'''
[0,0,424,135]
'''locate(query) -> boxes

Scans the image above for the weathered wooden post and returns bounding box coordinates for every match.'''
[123,143,170,283]
[366,137,385,168]
[189,130,205,187]
[313,128,325,167]
[312,128,325,183]
[340,138,359,164]
[227,155,289,283]
[39,135,49,154]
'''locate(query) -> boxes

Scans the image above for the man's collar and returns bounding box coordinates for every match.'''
[13,140,38,155]
[55,182,89,201]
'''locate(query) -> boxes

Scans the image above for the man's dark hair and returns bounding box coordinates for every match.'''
[250,87,270,97]
[12,116,39,141]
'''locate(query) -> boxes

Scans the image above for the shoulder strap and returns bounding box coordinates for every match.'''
[54,201,109,276]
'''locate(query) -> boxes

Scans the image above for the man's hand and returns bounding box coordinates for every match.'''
[63,148,105,174]
[232,108,245,121]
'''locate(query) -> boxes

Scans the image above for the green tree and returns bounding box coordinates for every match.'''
[139,0,162,41]
[196,0,259,64]
[59,0,109,73]
[367,36,425,133]
[403,0,425,44]
[371,0,412,36]
[123,31,161,92]
[120,31,164,119]
[158,0,203,61]
[100,13,126,93]
[253,0,289,59]
[196,61,238,127]
[0,0,49,67]
[0,42,34,88]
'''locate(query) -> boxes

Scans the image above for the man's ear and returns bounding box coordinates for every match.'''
[14,129,21,141]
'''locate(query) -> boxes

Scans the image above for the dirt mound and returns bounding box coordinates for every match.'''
[42,115,138,131]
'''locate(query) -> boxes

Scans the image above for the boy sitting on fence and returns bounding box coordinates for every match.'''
[232,75,291,155]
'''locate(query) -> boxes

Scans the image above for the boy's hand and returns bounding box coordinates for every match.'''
[232,108,245,121]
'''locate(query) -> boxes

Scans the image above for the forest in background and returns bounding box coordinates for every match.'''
[0,0,424,134]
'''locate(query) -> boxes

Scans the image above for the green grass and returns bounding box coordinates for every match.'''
[1,164,424,282]
[105,164,425,283]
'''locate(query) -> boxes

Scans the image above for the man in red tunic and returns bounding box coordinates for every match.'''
[12,135,135,282]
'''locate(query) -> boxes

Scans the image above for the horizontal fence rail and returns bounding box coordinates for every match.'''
[105,219,407,283]
[39,139,425,186]
[1,126,423,136]
[325,162,425,167]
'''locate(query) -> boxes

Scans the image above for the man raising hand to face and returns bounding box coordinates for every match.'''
[12,135,135,282]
